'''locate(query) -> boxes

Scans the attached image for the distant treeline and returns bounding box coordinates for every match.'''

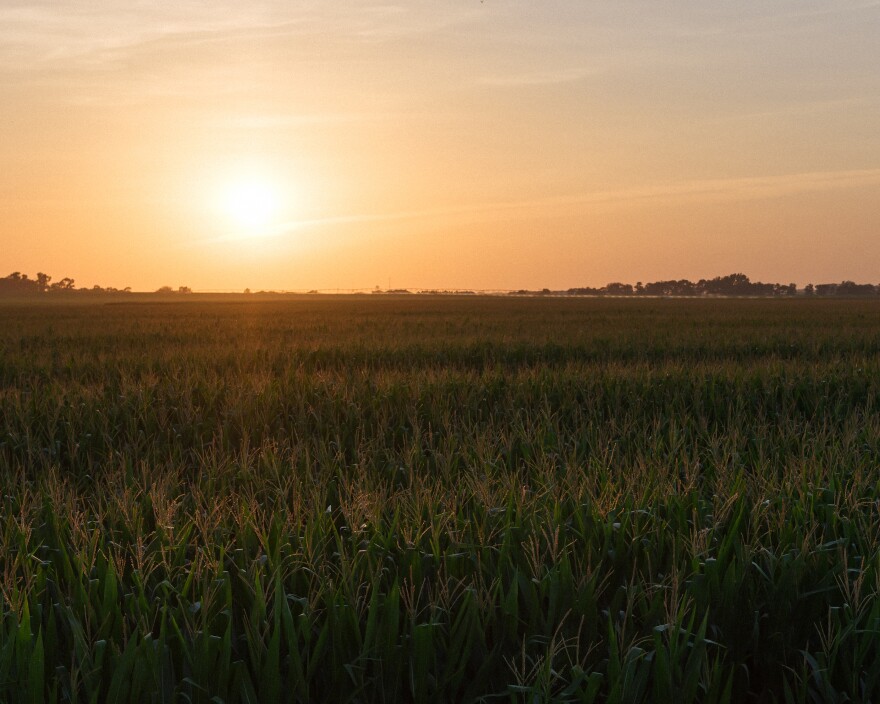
[513,273,880,297]
[3,270,879,297]
[0,272,190,295]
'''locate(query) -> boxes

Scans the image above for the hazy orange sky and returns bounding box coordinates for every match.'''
[2,1,879,291]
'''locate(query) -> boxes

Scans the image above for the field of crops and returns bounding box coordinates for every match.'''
[1,296,879,702]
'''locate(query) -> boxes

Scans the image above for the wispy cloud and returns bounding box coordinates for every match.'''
[0,1,482,70]
[221,112,398,129]
[596,168,880,206]
[644,0,880,42]
[709,96,880,123]
[286,168,880,226]
[477,66,600,87]
[0,3,279,66]
[190,168,880,246]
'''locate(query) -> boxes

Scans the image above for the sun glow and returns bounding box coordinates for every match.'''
[222,179,280,232]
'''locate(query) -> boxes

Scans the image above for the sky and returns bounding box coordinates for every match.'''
[1,1,879,291]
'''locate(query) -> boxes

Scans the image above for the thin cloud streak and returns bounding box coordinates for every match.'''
[708,96,880,123]
[477,66,600,87]
[0,2,482,69]
[221,112,399,129]
[189,168,880,247]
[0,3,279,66]
[278,168,880,227]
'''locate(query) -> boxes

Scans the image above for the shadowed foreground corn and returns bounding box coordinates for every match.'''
[1,297,879,702]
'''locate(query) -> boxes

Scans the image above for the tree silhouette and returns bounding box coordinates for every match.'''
[51,278,76,290]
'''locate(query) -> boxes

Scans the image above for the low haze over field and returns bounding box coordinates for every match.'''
[2,1,878,290]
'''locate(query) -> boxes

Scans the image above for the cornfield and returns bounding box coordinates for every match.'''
[1,296,879,702]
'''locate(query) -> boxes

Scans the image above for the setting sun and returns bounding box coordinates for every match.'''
[223,179,280,232]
